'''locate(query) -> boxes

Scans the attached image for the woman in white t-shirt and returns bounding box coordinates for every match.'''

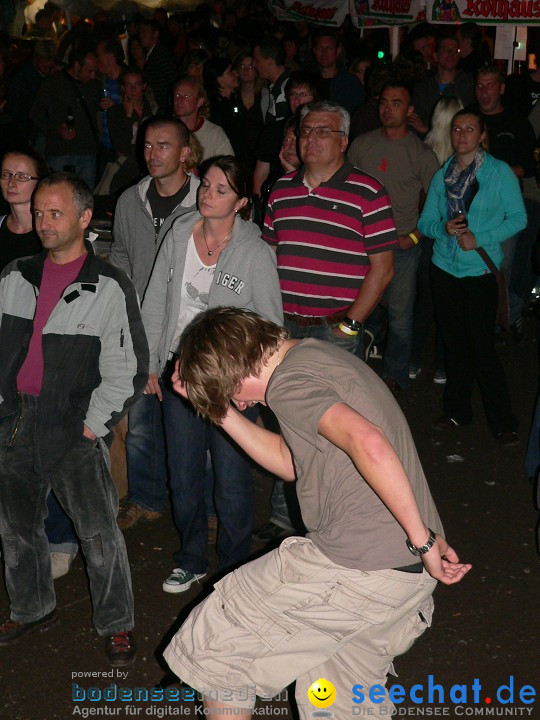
[142,155,283,594]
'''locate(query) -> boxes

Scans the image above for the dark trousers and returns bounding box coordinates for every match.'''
[0,394,134,634]
[430,263,517,436]
[161,385,256,574]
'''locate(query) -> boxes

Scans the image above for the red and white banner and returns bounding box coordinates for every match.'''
[426,0,540,24]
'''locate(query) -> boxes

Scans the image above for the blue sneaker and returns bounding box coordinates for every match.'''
[163,568,206,594]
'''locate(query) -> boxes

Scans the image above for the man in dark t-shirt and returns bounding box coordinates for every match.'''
[111,117,199,531]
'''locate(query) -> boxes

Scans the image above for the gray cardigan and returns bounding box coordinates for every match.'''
[142,210,283,376]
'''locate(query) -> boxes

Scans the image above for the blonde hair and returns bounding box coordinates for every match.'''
[424,95,464,165]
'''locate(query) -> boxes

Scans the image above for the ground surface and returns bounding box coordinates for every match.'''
[1,316,539,720]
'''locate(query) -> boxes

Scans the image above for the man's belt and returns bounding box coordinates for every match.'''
[284,310,348,327]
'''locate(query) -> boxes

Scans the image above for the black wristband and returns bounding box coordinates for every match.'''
[343,315,362,332]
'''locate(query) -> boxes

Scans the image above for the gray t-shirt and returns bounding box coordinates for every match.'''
[348,129,439,236]
[267,339,443,571]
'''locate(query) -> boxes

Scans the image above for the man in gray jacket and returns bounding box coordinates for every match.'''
[0,174,148,666]
[111,117,199,530]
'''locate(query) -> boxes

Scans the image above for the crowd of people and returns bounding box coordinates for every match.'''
[0,3,538,717]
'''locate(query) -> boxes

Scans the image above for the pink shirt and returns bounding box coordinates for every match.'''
[17,253,87,396]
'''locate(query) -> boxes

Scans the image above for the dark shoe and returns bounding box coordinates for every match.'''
[105,631,136,667]
[117,503,161,530]
[0,609,58,647]
[434,415,460,431]
[496,431,520,448]
[383,377,401,397]
[162,568,206,594]
[433,370,447,385]
[252,521,293,542]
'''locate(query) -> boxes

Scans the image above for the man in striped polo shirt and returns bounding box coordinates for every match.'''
[260,100,397,541]
[263,99,397,357]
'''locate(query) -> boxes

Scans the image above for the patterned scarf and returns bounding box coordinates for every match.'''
[444,148,484,255]
[444,147,484,220]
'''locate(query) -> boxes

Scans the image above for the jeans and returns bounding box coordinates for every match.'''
[161,385,256,574]
[410,238,445,373]
[125,393,168,513]
[0,394,134,634]
[431,263,517,436]
[284,315,362,356]
[47,154,96,190]
[45,491,78,554]
[374,245,420,389]
[267,316,363,529]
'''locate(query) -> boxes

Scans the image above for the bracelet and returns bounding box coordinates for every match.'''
[338,322,359,336]
[406,528,437,556]
[409,232,419,245]
[342,315,363,332]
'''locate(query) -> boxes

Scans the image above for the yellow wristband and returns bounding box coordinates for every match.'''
[409,232,419,245]
[338,322,359,336]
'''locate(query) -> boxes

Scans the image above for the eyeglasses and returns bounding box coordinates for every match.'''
[297,126,345,139]
[0,171,39,183]
[288,91,312,99]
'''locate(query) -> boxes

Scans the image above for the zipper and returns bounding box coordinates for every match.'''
[6,393,23,448]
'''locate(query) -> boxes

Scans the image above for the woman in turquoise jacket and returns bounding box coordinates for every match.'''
[418,108,527,445]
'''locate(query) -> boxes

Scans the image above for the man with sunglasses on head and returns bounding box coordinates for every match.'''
[261,100,397,541]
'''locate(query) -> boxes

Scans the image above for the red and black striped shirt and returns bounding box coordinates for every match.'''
[263,162,398,317]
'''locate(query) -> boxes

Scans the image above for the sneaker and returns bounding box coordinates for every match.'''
[105,630,136,667]
[433,370,447,385]
[369,345,382,360]
[51,551,77,580]
[252,521,293,542]
[434,415,460,431]
[0,609,58,647]
[363,328,375,362]
[409,365,422,380]
[162,568,206,594]
[117,503,161,530]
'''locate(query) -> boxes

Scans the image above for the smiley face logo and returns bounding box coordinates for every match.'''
[308,678,336,708]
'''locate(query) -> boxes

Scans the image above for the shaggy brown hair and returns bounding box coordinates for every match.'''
[178,308,288,423]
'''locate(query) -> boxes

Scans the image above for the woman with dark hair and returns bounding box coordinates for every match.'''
[203,57,239,126]
[104,67,157,196]
[419,109,527,446]
[0,148,48,271]
[141,155,283,592]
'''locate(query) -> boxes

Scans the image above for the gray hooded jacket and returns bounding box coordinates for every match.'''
[142,210,283,377]
[110,174,200,301]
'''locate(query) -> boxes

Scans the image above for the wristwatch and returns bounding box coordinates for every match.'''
[406,528,436,556]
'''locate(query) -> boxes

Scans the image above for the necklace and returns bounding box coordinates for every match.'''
[202,223,233,256]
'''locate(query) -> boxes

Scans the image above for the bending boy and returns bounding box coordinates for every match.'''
[163,307,471,718]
